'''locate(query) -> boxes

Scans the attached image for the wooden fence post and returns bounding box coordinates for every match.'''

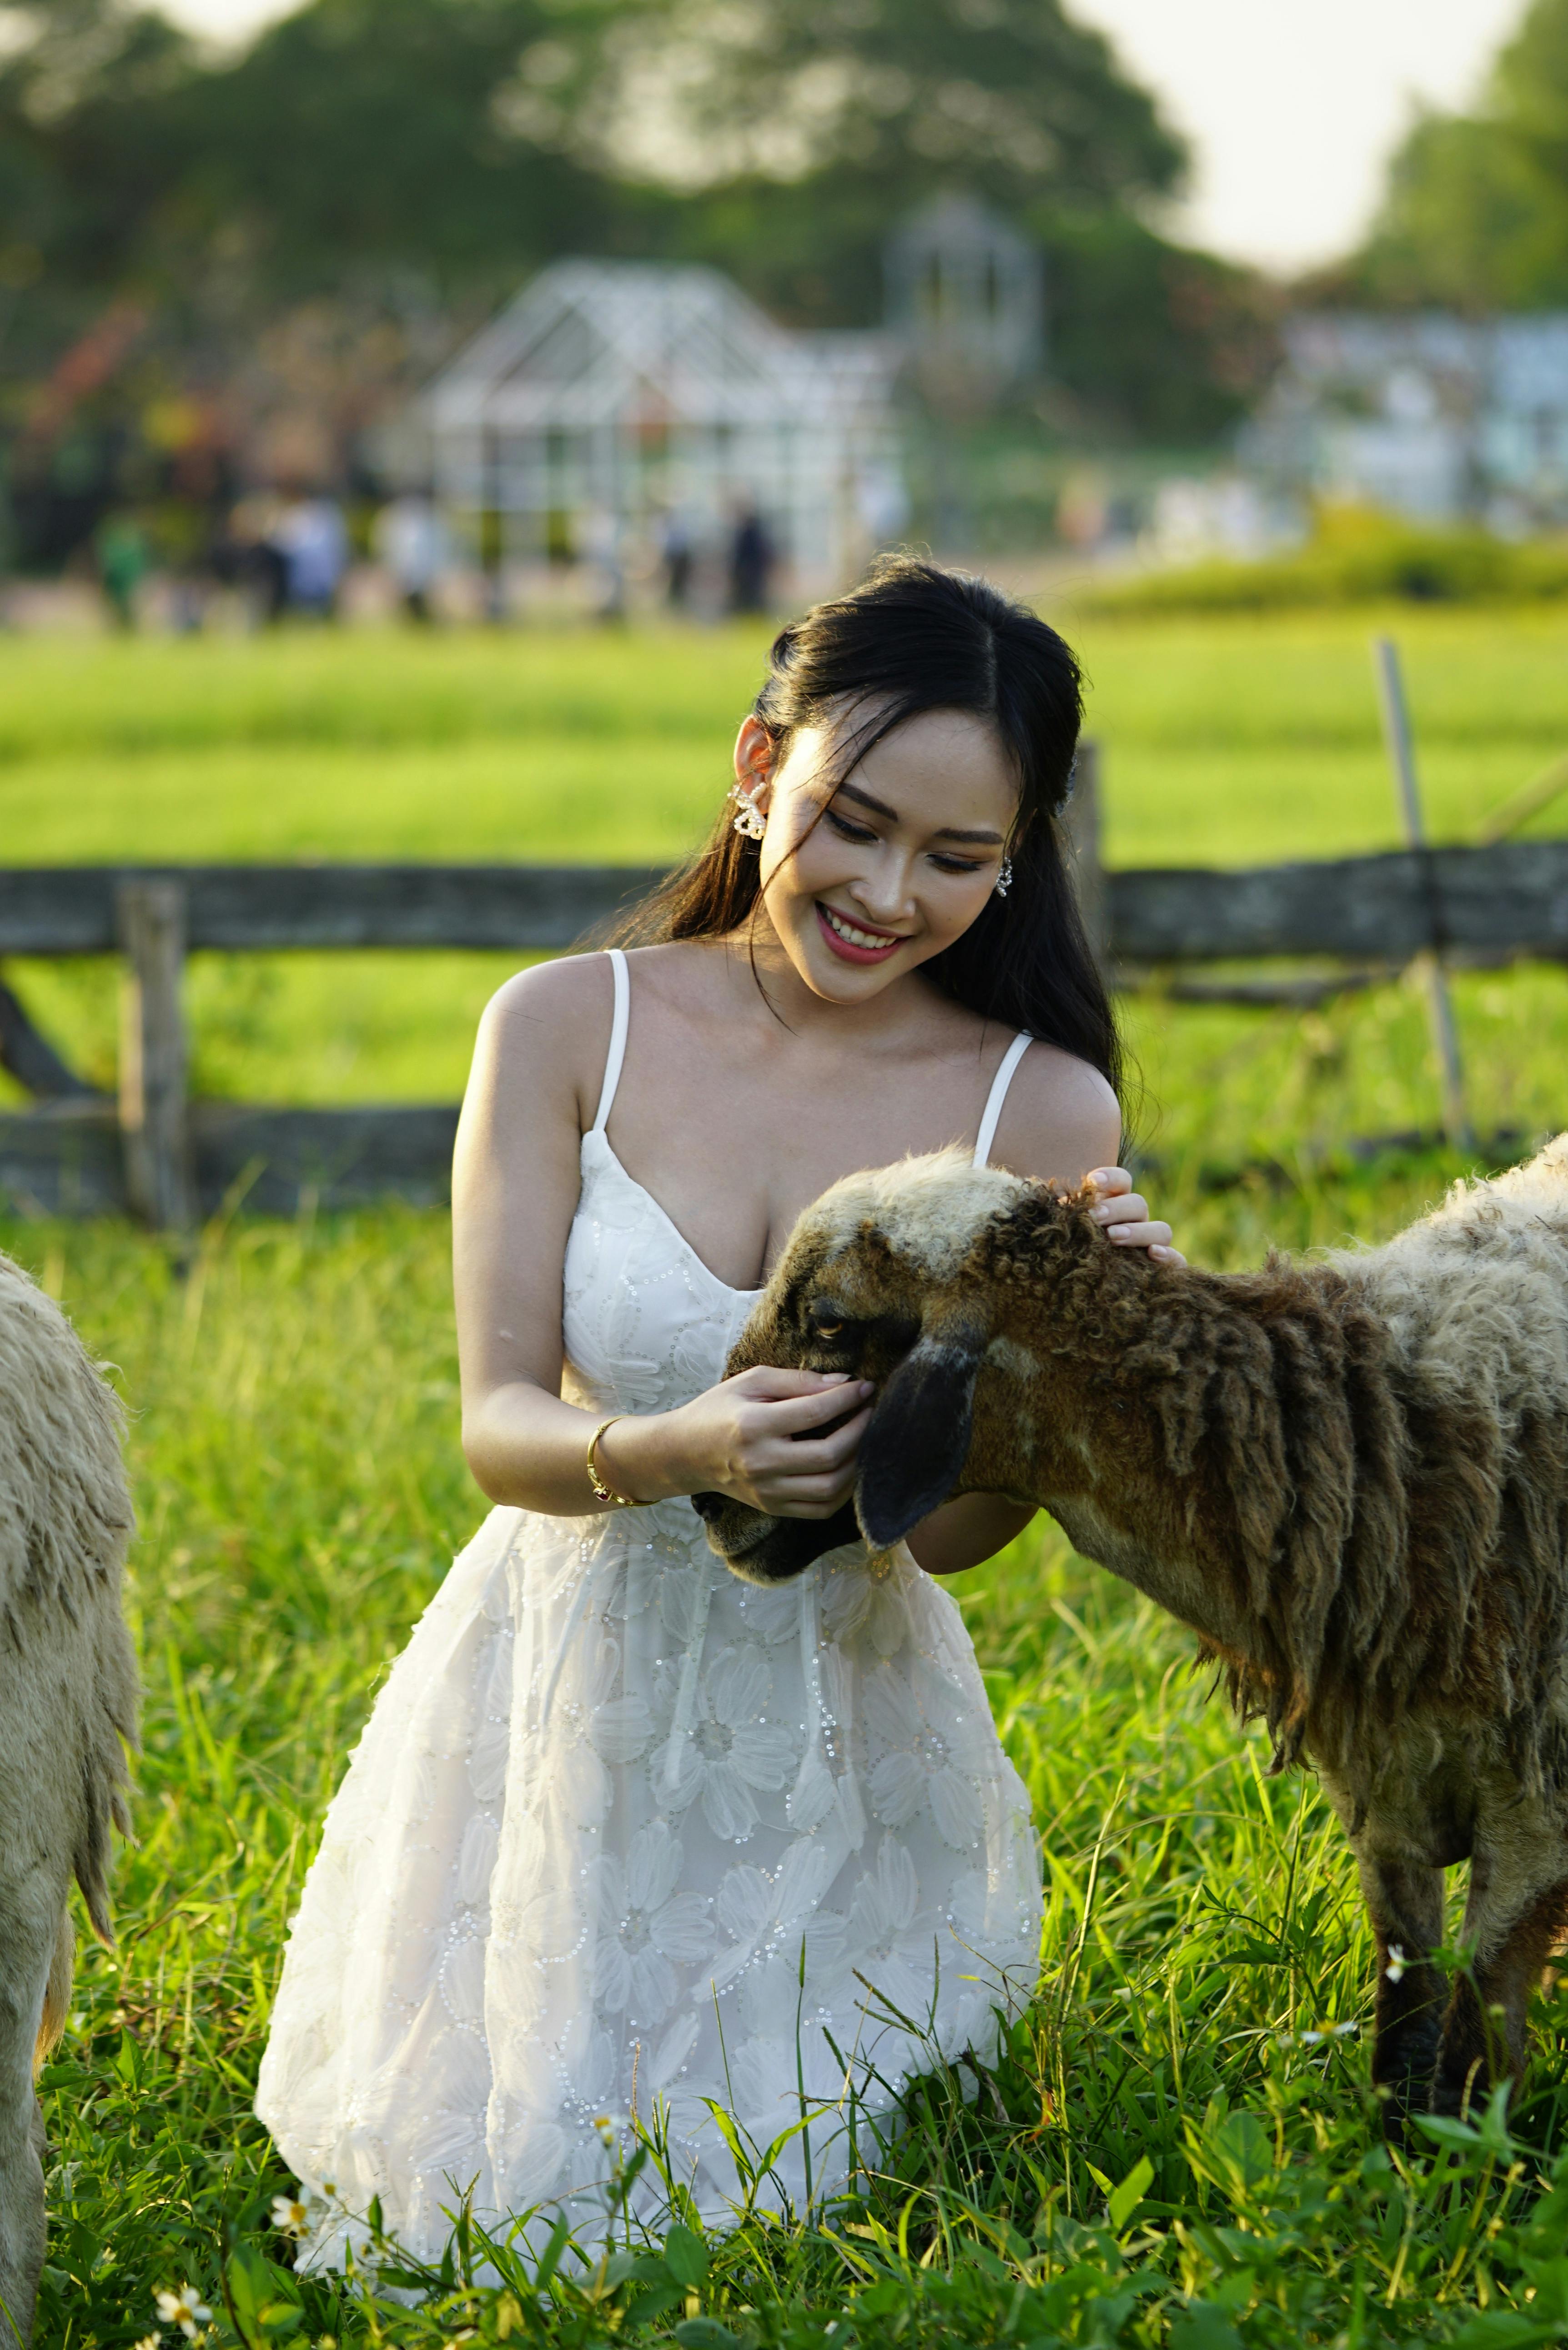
[1062,736,1109,975]
[1372,636,1476,1155]
[117,878,193,1227]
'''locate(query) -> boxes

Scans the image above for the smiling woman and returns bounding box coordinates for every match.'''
[254,557,1181,2275]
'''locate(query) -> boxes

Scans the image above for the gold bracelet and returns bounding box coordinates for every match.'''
[586,1414,643,1508]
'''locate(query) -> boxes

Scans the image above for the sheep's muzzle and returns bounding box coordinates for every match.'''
[692,1489,861,1586]
[695,1201,1004,1580]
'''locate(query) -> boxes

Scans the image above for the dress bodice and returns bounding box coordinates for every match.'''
[562,1130,761,1419]
[561,945,1033,1421]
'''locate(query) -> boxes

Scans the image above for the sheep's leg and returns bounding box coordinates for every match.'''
[1355,1852,1446,2124]
[1431,1856,1568,2120]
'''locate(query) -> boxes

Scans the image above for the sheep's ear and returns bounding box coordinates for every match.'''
[856,1328,984,1549]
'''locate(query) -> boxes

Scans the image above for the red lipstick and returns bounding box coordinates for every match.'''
[815,902,906,965]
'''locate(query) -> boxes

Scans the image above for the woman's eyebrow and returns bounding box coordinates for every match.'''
[836,781,1004,845]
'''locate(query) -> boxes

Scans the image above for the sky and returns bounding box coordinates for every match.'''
[161,0,1530,276]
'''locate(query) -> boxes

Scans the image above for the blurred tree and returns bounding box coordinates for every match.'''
[1343,0,1568,308]
[0,0,634,318]
[1043,213,1280,443]
[604,0,1187,323]
[588,0,1274,437]
[0,3,200,333]
[183,0,629,295]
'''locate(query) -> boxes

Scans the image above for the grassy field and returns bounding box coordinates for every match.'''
[5,607,1568,2347]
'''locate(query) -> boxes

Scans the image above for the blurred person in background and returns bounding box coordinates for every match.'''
[373,489,447,623]
[581,505,626,621]
[95,511,150,630]
[728,498,774,614]
[213,495,288,625]
[857,464,912,556]
[276,491,348,619]
[661,506,695,608]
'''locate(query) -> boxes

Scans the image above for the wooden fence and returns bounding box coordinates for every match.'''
[3,756,1565,1221]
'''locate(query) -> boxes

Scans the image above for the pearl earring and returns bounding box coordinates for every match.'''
[729,782,767,840]
[995,859,1014,897]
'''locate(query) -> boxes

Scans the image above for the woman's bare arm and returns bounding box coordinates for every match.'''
[453,957,616,1513]
[453,955,871,1518]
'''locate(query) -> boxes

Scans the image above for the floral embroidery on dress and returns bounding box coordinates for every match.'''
[592,1823,713,2019]
[656,1643,799,1842]
[864,1656,992,1851]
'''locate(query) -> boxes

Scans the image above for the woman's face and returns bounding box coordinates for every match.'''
[739,706,1019,1004]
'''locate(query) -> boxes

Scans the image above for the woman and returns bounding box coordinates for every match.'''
[256,558,1180,2268]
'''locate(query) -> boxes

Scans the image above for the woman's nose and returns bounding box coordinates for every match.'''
[849,853,915,921]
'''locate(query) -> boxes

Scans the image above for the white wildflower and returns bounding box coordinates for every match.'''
[1385,1945,1407,1984]
[154,2286,212,2340]
[1280,2019,1357,2049]
[271,2191,311,2236]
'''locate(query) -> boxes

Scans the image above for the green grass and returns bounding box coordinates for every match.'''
[6,611,1568,2345]
[5,607,1565,867]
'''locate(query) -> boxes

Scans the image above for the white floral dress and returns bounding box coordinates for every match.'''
[255,950,1043,2269]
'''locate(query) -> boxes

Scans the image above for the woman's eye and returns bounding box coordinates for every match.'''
[825,808,878,845]
[930,855,985,876]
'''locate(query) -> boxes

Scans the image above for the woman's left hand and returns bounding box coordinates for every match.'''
[1085,1167,1185,1265]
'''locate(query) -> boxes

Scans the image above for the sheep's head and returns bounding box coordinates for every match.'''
[694,1149,1069,1583]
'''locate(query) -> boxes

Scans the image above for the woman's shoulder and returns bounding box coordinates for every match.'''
[994,1034,1121,1188]
[480,948,616,1043]
[476,941,716,1067]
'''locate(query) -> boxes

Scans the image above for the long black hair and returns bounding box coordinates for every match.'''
[614,555,1123,1106]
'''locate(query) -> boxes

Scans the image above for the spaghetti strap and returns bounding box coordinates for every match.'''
[973,1032,1031,1168]
[591,949,630,1134]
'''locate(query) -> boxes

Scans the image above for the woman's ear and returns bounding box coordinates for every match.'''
[733,715,774,799]
[855,1322,985,1549]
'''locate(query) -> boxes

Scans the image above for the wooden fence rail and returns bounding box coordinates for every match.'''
[6,840,1568,963]
[0,864,668,957]
[3,821,1565,1222]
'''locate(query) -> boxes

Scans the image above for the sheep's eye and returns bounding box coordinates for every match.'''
[809,1303,849,1339]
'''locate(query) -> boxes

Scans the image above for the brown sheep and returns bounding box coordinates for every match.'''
[694,1138,1568,2124]
[0,1253,138,2343]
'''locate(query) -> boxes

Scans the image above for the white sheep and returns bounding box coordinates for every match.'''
[697,1137,1568,2124]
[0,1251,137,2343]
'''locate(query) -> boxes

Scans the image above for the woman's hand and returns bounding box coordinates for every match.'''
[599,1366,874,1519]
[1085,1166,1185,1265]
